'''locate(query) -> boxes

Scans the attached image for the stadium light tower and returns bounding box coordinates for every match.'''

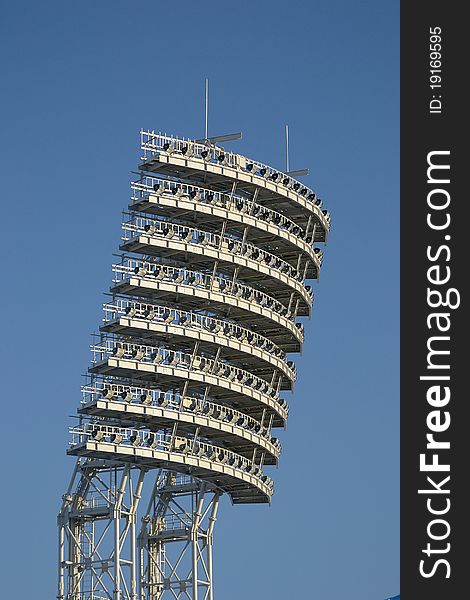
[57,129,331,600]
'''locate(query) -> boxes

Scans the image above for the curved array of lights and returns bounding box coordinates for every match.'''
[68,131,330,504]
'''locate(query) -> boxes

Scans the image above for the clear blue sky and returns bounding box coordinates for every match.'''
[0,1,399,598]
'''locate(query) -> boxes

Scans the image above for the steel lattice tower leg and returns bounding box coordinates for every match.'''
[58,458,146,600]
[138,471,221,600]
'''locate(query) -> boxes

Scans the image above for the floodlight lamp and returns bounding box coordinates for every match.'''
[217,452,228,464]
[146,433,157,448]
[144,308,155,320]
[112,346,125,358]
[168,354,180,367]
[162,310,173,323]
[215,363,225,376]
[153,266,165,280]
[121,390,133,402]
[176,441,189,453]
[202,404,214,416]
[181,144,193,156]
[157,395,170,407]
[140,393,152,405]
[134,266,148,277]
[152,350,164,364]
[125,306,138,318]
[132,348,144,361]
[91,428,105,441]
[144,223,156,235]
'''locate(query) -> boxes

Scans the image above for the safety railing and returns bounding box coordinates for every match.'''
[102,300,301,367]
[160,512,192,531]
[81,384,282,447]
[121,214,323,279]
[130,175,324,246]
[90,338,283,402]
[69,422,275,493]
[139,130,330,228]
[112,258,313,319]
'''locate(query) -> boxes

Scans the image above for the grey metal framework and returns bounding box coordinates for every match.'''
[58,131,330,600]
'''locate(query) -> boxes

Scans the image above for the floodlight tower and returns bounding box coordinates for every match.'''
[58,130,330,600]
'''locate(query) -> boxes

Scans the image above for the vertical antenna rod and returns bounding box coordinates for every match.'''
[284,125,310,177]
[196,78,242,144]
[285,124,290,172]
[205,78,209,141]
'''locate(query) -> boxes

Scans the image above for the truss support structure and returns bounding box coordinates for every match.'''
[138,471,221,600]
[58,463,220,600]
[58,458,146,600]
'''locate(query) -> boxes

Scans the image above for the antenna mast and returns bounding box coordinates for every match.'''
[204,78,209,141]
